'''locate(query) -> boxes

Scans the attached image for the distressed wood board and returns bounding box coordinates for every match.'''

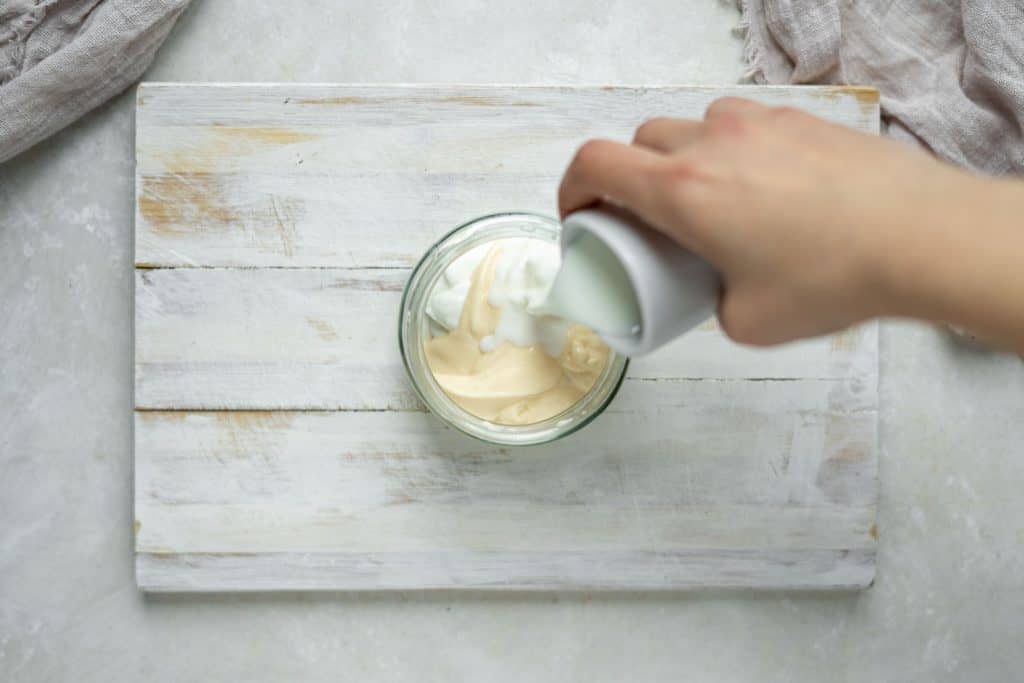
[134,83,880,592]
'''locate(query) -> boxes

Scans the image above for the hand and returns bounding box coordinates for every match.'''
[558,97,1018,346]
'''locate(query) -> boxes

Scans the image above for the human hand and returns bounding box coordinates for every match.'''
[558,97,988,346]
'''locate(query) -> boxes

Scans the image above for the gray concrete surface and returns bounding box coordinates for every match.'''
[2,1,1022,680]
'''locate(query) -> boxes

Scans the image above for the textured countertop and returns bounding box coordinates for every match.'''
[2,1,1022,681]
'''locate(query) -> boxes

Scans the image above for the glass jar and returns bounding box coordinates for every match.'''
[399,212,629,446]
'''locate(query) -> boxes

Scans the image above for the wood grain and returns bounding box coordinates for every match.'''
[137,550,877,592]
[135,380,876,548]
[133,84,880,591]
[135,84,879,268]
[135,267,877,409]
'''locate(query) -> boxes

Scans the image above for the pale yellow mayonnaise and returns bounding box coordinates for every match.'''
[425,245,610,426]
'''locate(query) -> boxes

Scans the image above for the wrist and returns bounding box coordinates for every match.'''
[872,174,1024,335]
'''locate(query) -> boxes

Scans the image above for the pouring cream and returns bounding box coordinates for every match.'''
[424,238,610,426]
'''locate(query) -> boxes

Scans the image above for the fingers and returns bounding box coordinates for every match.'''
[704,96,768,121]
[632,117,704,153]
[561,98,768,219]
[631,99,766,154]
[558,97,771,247]
[557,138,669,219]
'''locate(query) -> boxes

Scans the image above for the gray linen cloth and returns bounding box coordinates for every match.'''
[2,0,1021,172]
[737,0,1024,174]
[0,0,189,163]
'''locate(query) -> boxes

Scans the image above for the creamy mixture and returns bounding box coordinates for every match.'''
[424,239,610,426]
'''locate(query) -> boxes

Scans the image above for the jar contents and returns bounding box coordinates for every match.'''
[424,238,611,425]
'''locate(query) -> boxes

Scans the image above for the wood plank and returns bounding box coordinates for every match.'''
[135,267,877,409]
[136,504,876,554]
[134,381,876,514]
[133,379,876,588]
[137,549,876,592]
[135,84,880,268]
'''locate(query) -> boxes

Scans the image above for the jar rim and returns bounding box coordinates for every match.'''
[398,212,629,446]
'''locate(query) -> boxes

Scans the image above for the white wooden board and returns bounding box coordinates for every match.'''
[134,83,880,591]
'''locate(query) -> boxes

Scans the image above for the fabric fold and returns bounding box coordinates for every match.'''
[737,0,1024,174]
[0,0,189,163]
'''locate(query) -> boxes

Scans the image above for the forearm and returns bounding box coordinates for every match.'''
[878,174,1024,351]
